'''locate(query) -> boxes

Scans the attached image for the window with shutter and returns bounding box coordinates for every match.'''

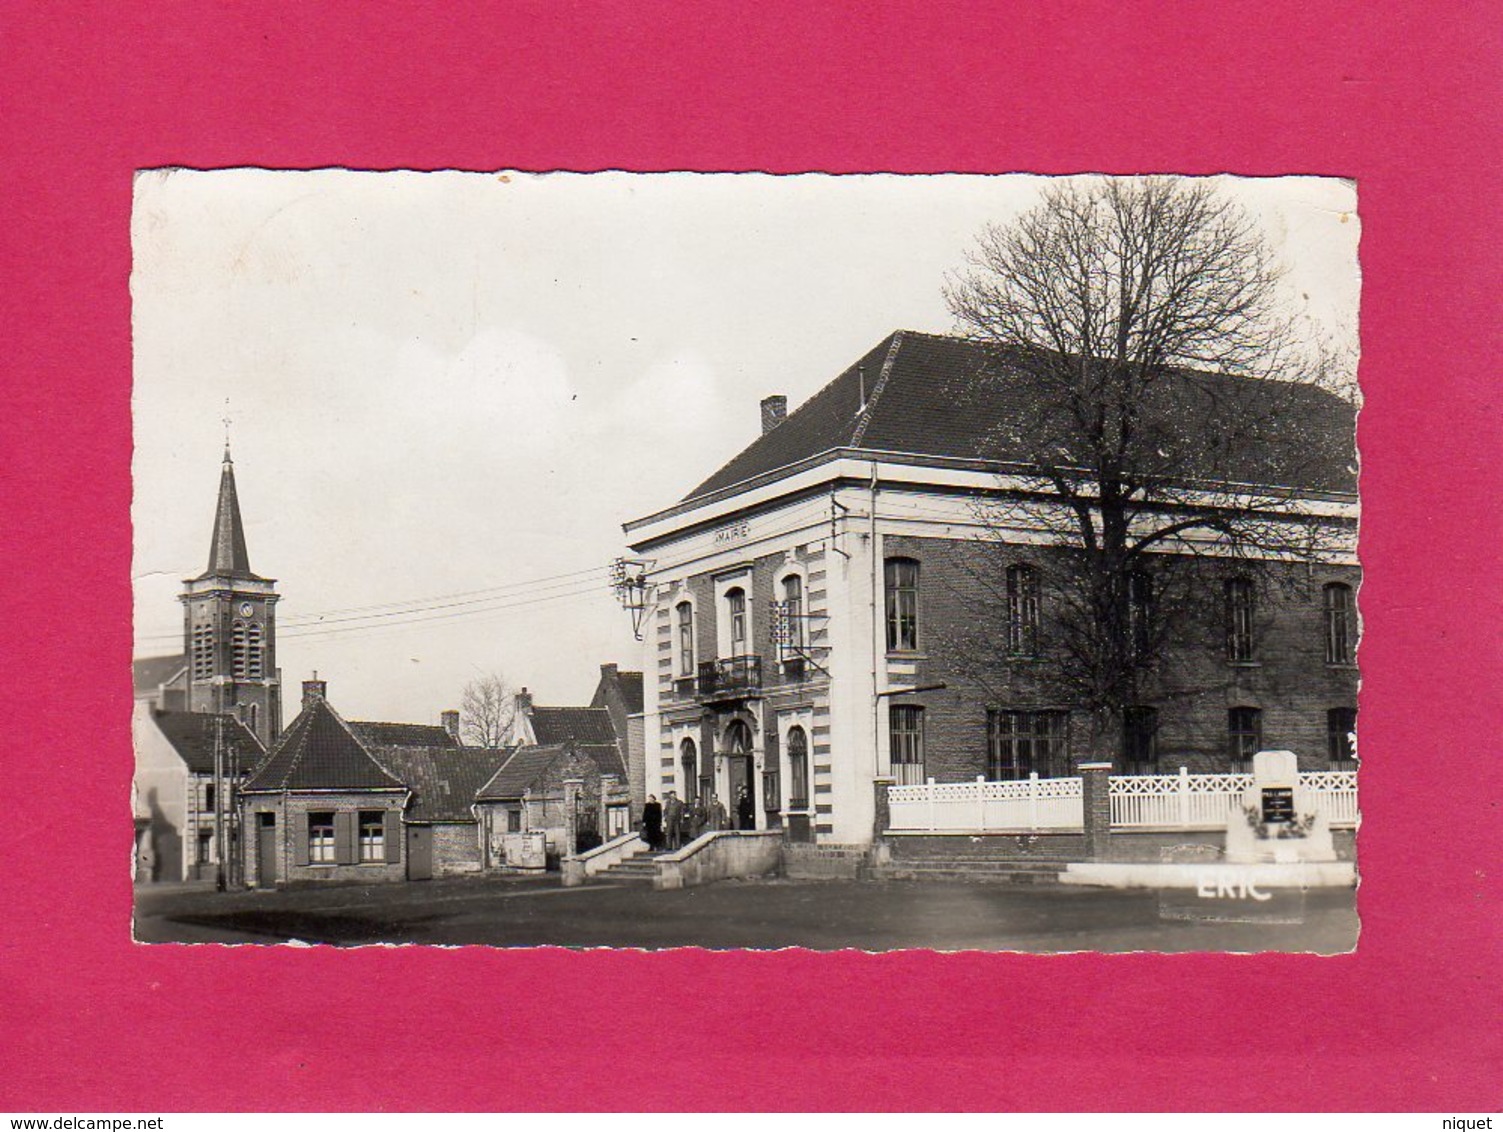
[301,811,328,866]
[358,811,385,862]
[334,811,357,865]
[383,810,402,863]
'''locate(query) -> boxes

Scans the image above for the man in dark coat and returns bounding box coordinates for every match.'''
[642,794,663,850]
[663,791,684,851]
[736,785,755,830]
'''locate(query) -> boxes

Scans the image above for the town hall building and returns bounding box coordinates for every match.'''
[623,330,1359,848]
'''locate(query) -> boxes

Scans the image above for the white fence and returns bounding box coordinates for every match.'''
[887,770,1358,833]
[1109,769,1358,831]
[889,775,1083,832]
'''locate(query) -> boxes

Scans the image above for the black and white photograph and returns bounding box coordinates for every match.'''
[130,170,1361,951]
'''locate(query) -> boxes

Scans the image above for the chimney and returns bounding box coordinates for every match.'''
[760,395,788,435]
[516,687,534,715]
[441,710,461,742]
[302,671,327,710]
[599,662,618,680]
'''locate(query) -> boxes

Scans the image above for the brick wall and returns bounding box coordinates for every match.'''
[886,832,1088,862]
[882,533,1358,778]
[430,822,482,876]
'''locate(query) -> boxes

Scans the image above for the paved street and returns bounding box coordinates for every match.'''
[134,875,1358,952]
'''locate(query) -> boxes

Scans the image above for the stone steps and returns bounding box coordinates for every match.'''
[595,851,673,884]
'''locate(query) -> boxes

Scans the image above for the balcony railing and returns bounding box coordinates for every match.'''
[697,655,762,700]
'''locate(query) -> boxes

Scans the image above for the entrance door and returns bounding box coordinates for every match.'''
[407,825,433,881]
[723,719,757,829]
[256,813,277,886]
[727,755,756,828]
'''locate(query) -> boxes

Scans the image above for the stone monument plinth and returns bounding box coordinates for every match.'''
[1224,750,1337,865]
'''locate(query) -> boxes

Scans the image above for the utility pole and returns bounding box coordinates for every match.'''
[227,733,241,888]
[214,714,226,892]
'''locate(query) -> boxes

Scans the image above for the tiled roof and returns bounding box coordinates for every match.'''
[367,745,509,823]
[528,706,618,746]
[686,330,1357,501]
[151,710,265,775]
[577,741,627,780]
[476,742,625,801]
[133,655,186,697]
[349,721,458,750]
[476,744,561,801]
[241,698,405,793]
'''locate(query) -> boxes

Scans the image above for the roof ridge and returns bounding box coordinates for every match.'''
[326,702,405,788]
[274,706,319,790]
[849,330,906,448]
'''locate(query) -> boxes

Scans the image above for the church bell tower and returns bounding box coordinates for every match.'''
[179,445,282,747]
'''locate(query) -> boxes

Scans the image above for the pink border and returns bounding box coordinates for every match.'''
[3,2,1500,1112]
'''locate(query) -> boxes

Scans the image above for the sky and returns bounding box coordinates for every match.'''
[131,171,1359,724]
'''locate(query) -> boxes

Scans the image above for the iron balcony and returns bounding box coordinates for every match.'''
[697,655,763,701]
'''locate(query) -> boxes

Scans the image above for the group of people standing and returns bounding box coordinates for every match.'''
[640,786,756,851]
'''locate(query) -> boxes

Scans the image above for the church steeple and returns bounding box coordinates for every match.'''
[181,443,282,747]
[203,445,256,580]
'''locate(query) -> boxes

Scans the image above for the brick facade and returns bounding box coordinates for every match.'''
[882,532,1359,779]
[629,334,1358,848]
[426,822,482,876]
[240,790,406,887]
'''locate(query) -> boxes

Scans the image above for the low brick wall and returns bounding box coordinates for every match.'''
[886,831,1088,863]
[1104,828,1356,863]
[783,843,869,880]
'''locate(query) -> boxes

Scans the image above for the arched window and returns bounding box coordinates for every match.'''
[247,622,264,679]
[724,719,751,754]
[1228,706,1262,769]
[231,621,248,678]
[725,588,748,656]
[786,726,809,810]
[988,709,1068,780]
[1005,564,1040,656]
[884,558,919,652]
[246,702,259,736]
[1324,582,1354,665]
[1225,577,1255,662]
[191,623,214,680]
[680,738,698,803]
[781,574,805,652]
[889,705,925,785]
[1327,707,1357,768]
[675,601,695,676]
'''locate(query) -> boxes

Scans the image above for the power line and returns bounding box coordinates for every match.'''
[279,564,609,622]
[134,564,613,643]
[275,581,614,641]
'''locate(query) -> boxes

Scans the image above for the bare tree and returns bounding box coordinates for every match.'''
[460,672,517,749]
[943,177,1357,762]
